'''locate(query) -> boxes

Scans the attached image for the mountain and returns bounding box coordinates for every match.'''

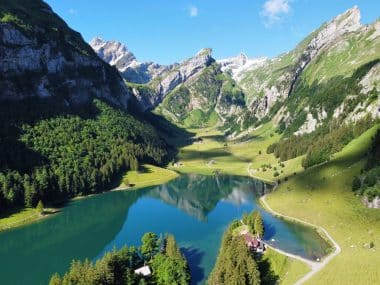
[0,0,169,214]
[90,40,216,110]
[236,6,379,134]
[90,37,173,84]
[92,6,379,137]
[217,53,267,81]
[92,42,250,130]
[0,0,130,109]
[4,2,375,137]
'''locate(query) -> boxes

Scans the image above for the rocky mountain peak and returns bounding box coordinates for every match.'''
[90,37,136,69]
[310,6,361,50]
[196,47,212,57]
[218,54,267,81]
[238,52,248,63]
[334,6,361,31]
[190,48,214,66]
[90,38,174,84]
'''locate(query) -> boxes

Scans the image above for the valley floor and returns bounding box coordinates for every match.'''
[170,123,380,284]
[1,121,379,284]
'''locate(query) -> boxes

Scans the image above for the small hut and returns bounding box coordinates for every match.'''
[134,265,151,277]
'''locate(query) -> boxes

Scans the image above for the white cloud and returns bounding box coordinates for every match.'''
[68,8,78,15]
[189,6,199,17]
[261,0,291,27]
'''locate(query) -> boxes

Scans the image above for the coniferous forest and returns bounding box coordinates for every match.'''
[0,98,168,212]
[49,233,190,285]
[267,116,376,169]
[208,222,261,285]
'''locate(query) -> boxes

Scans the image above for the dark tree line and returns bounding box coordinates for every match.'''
[242,210,265,238]
[50,233,190,285]
[267,116,375,169]
[352,128,380,201]
[0,99,168,212]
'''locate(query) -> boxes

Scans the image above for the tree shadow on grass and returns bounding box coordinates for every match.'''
[138,165,153,174]
[180,149,231,161]
[181,246,205,285]
[257,255,279,285]
[199,134,225,142]
[290,142,369,193]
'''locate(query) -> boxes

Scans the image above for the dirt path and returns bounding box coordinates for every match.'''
[260,195,341,285]
[264,242,317,269]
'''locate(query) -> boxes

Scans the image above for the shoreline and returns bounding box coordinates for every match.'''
[0,165,179,232]
[0,208,59,233]
[0,159,340,284]
[0,163,341,284]
[260,195,341,285]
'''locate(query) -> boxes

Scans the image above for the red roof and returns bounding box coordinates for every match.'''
[242,234,259,248]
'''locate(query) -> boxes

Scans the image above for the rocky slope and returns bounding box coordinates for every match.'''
[90,37,173,84]
[217,53,267,82]
[0,0,130,109]
[92,40,251,131]
[91,6,379,136]
[235,6,379,134]
[91,40,217,111]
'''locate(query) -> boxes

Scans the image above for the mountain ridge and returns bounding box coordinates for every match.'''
[90,6,379,137]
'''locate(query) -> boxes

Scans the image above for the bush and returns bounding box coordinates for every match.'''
[364,173,377,187]
[273,171,280,177]
[352,176,361,192]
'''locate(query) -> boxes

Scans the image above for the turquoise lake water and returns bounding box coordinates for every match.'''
[0,174,330,284]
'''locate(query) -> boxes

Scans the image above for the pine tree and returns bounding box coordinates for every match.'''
[254,212,264,238]
[49,273,62,285]
[36,200,44,215]
[141,232,158,260]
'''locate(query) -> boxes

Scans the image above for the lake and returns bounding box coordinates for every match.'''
[0,174,330,285]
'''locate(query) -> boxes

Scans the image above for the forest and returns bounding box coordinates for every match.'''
[0,98,168,212]
[352,128,380,201]
[267,116,375,169]
[208,222,261,285]
[49,232,190,285]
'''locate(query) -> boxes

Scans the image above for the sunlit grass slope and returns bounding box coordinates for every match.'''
[266,125,380,284]
[120,164,179,190]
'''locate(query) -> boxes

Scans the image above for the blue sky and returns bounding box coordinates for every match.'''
[45,0,379,64]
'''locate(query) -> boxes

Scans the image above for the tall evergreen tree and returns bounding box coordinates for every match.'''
[141,232,159,260]
[254,212,264,238]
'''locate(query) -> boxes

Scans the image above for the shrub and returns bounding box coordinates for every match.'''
[352,176,361,192]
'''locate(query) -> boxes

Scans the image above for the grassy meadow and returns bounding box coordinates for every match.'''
[0,207,57,232]
[1,114,379,284]
[261,248,311,285]
[169,123,303,181]
[169,122,380,284]
[119,164,179,190]
[265,125,380,284]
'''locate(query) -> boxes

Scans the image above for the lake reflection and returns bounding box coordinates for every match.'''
[0,174,329,285]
